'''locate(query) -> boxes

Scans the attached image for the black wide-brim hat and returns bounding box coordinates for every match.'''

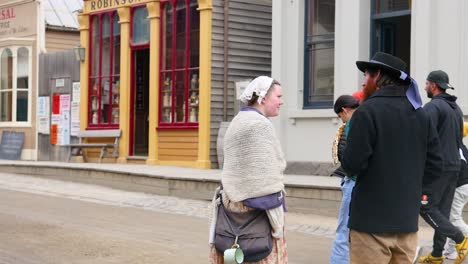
[356,52,409,81]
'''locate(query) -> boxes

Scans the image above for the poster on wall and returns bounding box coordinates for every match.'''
[71,83,81,137]
[60,111,70,145]
[37,97,50,134]
[72,82,80,103]
[71,101,80,136]
[60,94,70,111]
[50,115,60,145]
[52,94,60,114]
[59,94,70,145]
[234,80,251,113]
[50,94,71,145]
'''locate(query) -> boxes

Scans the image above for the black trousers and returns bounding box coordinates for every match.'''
[420,170,464,256]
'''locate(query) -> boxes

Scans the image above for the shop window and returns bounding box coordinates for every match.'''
[160,0,200,127]
[304,0,335,109]
[89,12,121,128]
[132,7,149,45]
[0,47,30,124]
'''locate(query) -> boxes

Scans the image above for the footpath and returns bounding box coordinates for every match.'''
[0,160,342,216]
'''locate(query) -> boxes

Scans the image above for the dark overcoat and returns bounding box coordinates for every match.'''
[341,84,443,233]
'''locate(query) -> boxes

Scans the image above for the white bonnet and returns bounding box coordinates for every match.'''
[239,76,274,104]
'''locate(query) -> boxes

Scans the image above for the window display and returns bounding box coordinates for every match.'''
[159,0,199,127]
[88,11,121,127]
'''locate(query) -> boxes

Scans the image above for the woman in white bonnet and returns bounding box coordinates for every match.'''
[209,76,288,263]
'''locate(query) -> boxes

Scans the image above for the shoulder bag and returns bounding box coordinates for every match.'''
[214,198,273,262]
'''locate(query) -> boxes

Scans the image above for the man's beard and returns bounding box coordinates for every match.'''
[426,91,433,98]
[362,85,377,102]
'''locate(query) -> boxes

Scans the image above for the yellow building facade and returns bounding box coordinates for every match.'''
[78,0,212,168]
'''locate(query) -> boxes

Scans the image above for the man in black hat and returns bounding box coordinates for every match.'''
[341,52,443,264]
[418,70,468,264]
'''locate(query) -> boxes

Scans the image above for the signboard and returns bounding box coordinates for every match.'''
[0,3,36,38]
[0,131,24,160]
[89,0,148,12]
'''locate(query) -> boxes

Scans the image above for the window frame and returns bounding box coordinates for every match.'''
[370,0,411,58]
[303,0,335,109]
[158,0,200,129]
[0,46,32,127]
[130,4,150,47]
[87,10,121,129]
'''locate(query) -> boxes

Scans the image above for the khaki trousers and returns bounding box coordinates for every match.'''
[349,229,418,264]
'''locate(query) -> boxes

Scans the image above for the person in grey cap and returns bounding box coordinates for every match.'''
[341,52,443,264]
[418,70,468,264]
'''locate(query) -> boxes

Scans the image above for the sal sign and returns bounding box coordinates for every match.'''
[0,8,15,21]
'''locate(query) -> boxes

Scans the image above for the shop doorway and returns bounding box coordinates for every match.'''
[131,48,149,156]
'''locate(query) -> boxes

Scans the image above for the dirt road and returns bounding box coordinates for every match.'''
[0,173,443,264]
[0,176,332,263]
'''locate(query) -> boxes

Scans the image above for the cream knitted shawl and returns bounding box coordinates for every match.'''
[221,111,286,202]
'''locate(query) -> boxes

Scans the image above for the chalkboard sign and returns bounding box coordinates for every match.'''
[0,131,25,160]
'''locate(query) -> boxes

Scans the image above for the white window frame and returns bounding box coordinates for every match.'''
[0,46,32,127]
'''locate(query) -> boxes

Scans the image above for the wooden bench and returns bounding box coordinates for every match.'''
[67,129,121,163]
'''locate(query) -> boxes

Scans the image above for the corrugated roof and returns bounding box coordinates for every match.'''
[44,0,83,31]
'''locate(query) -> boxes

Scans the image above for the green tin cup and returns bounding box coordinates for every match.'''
[224,247,244,264]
